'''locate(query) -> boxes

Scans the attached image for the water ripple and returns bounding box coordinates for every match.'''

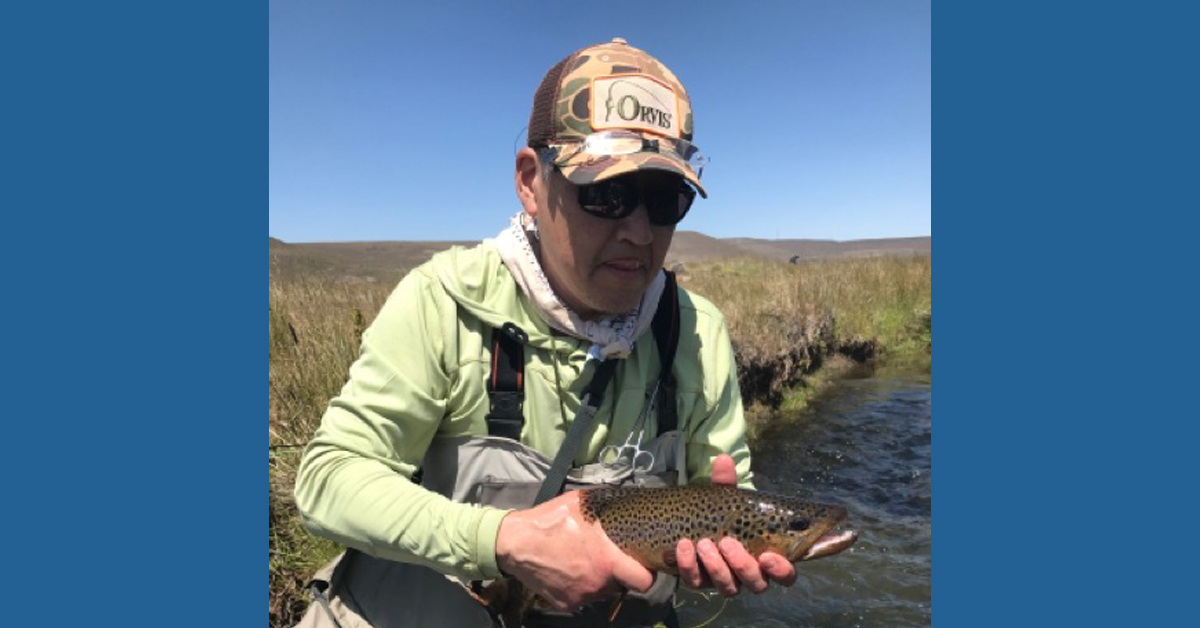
[683,376,932,627]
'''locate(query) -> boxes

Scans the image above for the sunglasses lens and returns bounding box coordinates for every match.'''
[644,185,695,225]
[578,180,636,219]
[576,178,695,225]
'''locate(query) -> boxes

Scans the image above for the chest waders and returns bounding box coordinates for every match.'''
[295,274,685,628]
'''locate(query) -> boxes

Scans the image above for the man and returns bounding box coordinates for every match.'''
[293,39,796,628]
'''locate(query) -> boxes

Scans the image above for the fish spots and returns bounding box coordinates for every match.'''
[578,484,851,571]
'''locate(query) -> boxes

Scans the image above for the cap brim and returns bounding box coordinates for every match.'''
[557,151,708,198]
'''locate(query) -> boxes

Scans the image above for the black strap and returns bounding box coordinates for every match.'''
[486,274,681,442]
[485,322,528,440]
[651,271,680,434]
[533,357,620,505]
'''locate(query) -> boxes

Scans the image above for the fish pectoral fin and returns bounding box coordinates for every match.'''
[476,578,535,628]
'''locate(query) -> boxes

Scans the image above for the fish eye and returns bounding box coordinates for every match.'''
[788,518,810,532]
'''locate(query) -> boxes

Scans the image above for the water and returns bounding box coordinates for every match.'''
[675,374,932,628]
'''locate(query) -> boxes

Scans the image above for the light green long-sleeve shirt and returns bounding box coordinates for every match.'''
[294,242,753,581]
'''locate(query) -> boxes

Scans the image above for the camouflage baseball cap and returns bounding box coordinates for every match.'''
[528,38,708,198]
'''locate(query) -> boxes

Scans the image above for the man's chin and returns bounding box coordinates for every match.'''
[590,293,647,317]
[584,273,656,316]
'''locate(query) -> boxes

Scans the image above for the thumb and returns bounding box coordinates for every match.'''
[710,453,738,486]
[609,550,654,593]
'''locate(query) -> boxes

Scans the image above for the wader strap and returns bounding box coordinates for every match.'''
[307,550,350,628]
[651,271,680,435]
[308,581,347,628]
[486,273,681,443]
[486,322,528,440]
[534,357,619,505]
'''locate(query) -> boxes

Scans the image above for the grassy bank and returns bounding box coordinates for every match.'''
[678,255,931,439]
[267,254,931,627]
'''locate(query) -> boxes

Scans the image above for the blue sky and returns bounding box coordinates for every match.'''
[269,0,930,243]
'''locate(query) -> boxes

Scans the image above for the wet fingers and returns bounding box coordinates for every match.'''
[758,552,798,586]
[675,539,706,589]
[718,537,768,594]
[696,538,739,597]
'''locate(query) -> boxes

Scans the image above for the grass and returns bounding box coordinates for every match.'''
[679,255,931,439]
[681,255,931,352]
[269,454,341,625]
[266,254,931,627]
[268,278,390,627]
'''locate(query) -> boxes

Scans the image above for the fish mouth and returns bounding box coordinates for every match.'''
[787,505,859,562]
[799,529,858,560]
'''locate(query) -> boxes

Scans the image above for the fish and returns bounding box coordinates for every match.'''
[580,484,858,572]
[479,484,857,626]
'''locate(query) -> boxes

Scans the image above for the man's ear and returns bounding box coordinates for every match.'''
[514,147,542,218]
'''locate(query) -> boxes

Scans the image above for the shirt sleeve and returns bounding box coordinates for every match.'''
[292,270,508,581]
[684,312,757,490]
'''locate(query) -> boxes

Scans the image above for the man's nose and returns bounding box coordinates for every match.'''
[615,203,655,246]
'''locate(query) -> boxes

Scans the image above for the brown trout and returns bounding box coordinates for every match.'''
[579,484,858,572]
[481,484,857,626]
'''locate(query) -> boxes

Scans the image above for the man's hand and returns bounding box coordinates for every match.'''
[674,453,798,596]
[495,490,654,611]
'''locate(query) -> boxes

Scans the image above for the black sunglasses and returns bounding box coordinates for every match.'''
[572,175,697,226]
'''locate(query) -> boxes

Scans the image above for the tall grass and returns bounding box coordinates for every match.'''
[269,278,390,627]
[679,255,931,430]
[267,254,931,627]
[269,280,389,446]
[682,255,931,352]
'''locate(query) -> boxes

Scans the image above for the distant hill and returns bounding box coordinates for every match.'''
[269,233,930,284]
[668,232,930,264]
[663,231,758,264]
[268,239,478,283]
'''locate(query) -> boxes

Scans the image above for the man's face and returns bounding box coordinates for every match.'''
[532,167,680,319]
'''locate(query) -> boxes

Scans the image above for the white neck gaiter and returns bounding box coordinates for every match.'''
[490,211,664,360]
